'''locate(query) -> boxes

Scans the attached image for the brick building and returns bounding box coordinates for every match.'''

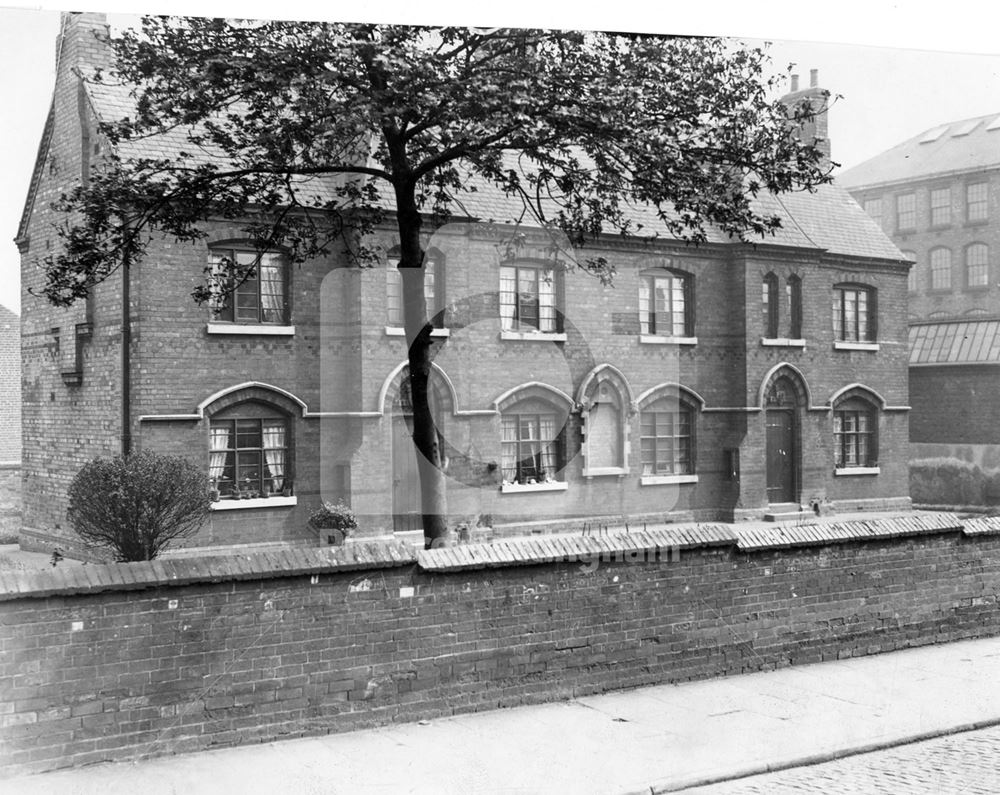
[839,114,1000,465]
[16,14,912,555]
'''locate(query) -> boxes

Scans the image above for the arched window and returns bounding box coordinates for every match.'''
[833,395,878,470]
[637,388,699,479]
[386,246,445,328]
[639,269,694,338]
[762,273,779,338]
[209,402,291,498]
[965,243,990,289]
[786,274,803,338]
[578,366,632,476]
[500,396,567,485]
[929,247,952,291]
[208,246,288,325]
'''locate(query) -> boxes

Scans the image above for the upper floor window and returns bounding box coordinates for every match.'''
[929,247,952,291]
[967,182,989,223]
[500,397,565,485]
[834,397,877,469]
[896,193,916,232]
[901,251,917,293]
[762,273,779,338]
[500,263,560,333]
[639,269,694,338]
[386,247,445,328]
[930,188,951,227]
[210,406,290,499]
[639,397,695,477]
[832,284,877,342]
[209,248,287,325]
[966,243,990,289]
[863,197,882,224]
[786,275,803,339]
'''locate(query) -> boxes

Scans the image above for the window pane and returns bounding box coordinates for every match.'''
[386,268,403,326]
[499,267,516,330]
[967,244,989,288]
[930,249,952,290]
[967,183,988,222]
[930,188,951,226]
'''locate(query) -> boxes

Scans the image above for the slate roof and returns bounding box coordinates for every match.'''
[62,72,907,265]
[909,320,1000,365]
[838,112,1000,190]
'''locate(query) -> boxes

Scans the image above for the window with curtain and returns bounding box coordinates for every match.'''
[209,413,289,497]
[832,284,877,342]
[639,398,694,476]
[386,247,444,327]
[834,398,877,468]
[208,248,287,324]
[500,398,564,483]
[639,270,693,337]
[499,264,558,332]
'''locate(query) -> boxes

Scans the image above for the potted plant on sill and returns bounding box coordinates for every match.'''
[208,479,221,502]
[308,500,357,546]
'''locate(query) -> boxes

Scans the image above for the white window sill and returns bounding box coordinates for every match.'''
[761,338,806,347]
[834,341,879,351]
[500,330,567,342]
[500,481,569,494]
[207,323,295,336]
[582,467,629,478]
[640,474,699,486]
[834,467,881,476]
[384,326,451,337]
[210,496,298,511]
[639,335,698,346]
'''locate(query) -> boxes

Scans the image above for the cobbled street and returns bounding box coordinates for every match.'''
[683,725,1000,794]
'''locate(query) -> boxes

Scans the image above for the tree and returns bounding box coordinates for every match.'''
[41,18,833,548]
[67,450,211,561]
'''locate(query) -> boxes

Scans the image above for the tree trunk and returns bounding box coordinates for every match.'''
[395,186,450,549]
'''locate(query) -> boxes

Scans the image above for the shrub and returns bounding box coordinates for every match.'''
[308,500,357,545]
[67,450,211,561]
[909,457,985,507]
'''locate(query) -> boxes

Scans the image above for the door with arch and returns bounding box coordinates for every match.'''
[764,376,800,504]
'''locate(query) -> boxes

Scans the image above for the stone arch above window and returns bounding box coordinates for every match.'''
[635,384,701,480]
[831,387,880,471]
[496,383,573,486]
[577,365,634,476]
[199,383,307,419]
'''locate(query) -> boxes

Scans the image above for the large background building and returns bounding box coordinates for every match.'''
[17,14,912,556]
[839,114,1000,468]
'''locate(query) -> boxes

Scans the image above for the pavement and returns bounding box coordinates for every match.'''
[5,634,1000,794]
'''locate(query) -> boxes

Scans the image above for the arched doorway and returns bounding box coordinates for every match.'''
[763,374,804,505]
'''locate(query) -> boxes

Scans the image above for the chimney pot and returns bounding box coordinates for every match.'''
[791,74,799,92]
[810,69,818,88]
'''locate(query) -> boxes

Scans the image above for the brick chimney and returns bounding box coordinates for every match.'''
[781,68,831,164]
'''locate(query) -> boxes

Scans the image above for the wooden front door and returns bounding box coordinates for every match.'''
[391,417,421,533]
[765,409,796,504]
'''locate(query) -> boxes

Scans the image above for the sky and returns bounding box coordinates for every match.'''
[2,1,999,316]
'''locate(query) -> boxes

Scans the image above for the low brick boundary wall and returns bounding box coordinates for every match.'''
[5,512,1000,776]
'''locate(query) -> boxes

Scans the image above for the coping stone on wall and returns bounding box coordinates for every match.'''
[734,512,963,551]
[962,515,1000,536]
[0,542,417,601]
[417,525,739,572]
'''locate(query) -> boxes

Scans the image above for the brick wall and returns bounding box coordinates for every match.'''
[0,465,20,539]
[910,365,1000,445]
[3,512,999,777]
[0,307,19,465]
